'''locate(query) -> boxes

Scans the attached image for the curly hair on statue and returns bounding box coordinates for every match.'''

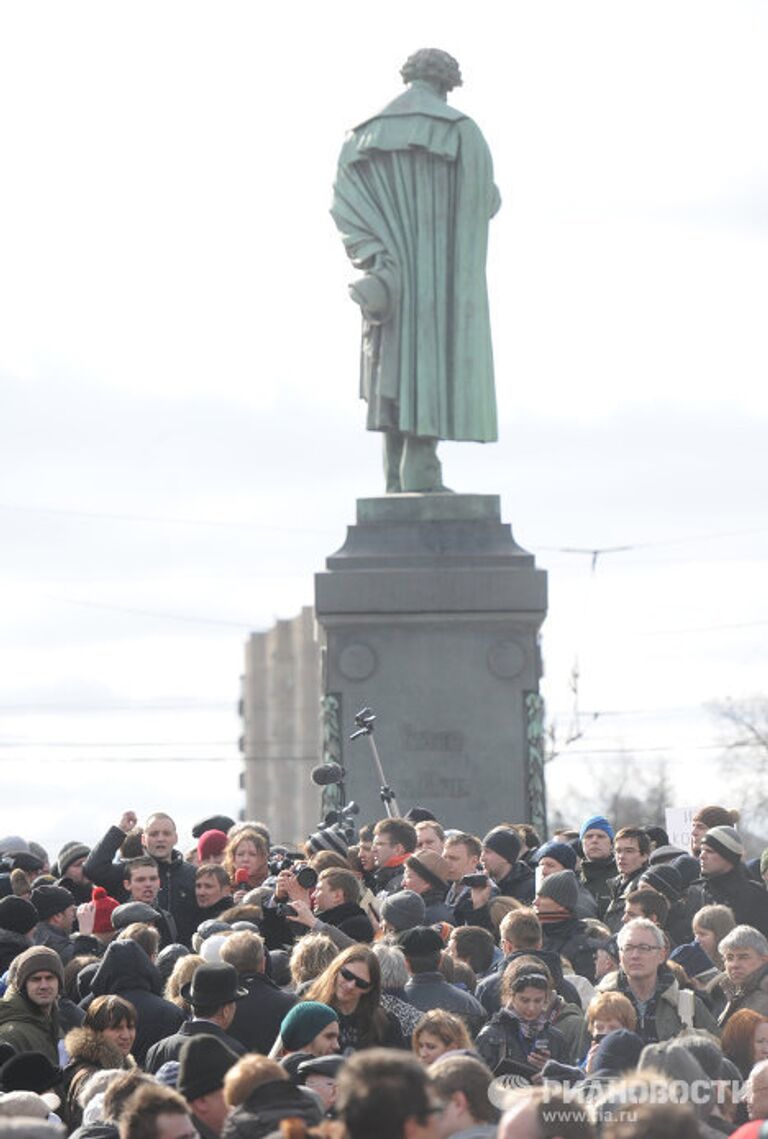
[400,48,462,91]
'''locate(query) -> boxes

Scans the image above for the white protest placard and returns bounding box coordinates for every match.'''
[665,807,695,852]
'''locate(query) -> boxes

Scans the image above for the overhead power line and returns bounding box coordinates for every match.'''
[0,501,337,535]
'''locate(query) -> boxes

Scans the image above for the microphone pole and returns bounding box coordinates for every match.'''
[349,707,400,818]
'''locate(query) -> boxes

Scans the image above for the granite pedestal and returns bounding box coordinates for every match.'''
[314,494,548,836]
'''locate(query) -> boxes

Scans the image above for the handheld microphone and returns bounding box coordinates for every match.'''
[234,868,250,885]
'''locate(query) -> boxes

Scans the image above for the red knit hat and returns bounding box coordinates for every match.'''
[197,829,228,862]
[91,886,120,933]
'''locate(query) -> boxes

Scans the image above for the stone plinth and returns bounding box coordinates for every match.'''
[314,495,548,836]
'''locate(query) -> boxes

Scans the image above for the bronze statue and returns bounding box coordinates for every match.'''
[332,48,500,493]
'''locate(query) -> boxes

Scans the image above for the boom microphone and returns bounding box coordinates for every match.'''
[310,762,345,786]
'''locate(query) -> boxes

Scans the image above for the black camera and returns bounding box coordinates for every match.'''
[460,873,489,889]
[274,902,298,919]
[293,862,319,891]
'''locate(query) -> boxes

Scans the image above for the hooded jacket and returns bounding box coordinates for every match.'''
[0,989,61,1063]
[81,940,184,1065]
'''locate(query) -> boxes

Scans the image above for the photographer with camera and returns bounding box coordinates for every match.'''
[258,857,318,950]
[284,868,375,949]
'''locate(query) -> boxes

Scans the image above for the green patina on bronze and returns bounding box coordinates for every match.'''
[332,48,500,493]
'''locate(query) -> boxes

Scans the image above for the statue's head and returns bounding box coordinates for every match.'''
[400,49,462,94]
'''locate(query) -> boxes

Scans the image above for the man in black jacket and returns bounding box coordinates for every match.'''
[399,926,486,1037]
[480,828,534,903]
[219,930,295,1055]
[145,962,248,1072]
[84,810,198,946]
[462,828,533,932]
[602,827,651,932]
[533,870,596,982]
[694,826,768,936]
[578,815,617,918]
[372,819,418,898]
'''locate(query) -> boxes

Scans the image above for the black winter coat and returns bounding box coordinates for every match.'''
[83,825,198,945]
[603,867,647,932]
[420,887,455,925]
[374,862,406,898]
[579,857,617,918]
[404,972,486,1036]
[228,971,296,1055]
[540,917,596,982]
[33,921,100,965]
[222,1080,322,1139]
[495,862,535,904]
[316,900,375,943]
[81,939,185,1066]
[144,1018,246,1072]
[692,868,768,937]
[0,927,31,972]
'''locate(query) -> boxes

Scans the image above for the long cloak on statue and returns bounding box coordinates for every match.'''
[331,81,500,442]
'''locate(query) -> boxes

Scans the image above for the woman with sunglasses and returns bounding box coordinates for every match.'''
[475,958,569,1077]
[305,944,405,1053]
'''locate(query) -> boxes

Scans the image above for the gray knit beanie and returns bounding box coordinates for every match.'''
[380,889,426,932]
[537,869,579,913]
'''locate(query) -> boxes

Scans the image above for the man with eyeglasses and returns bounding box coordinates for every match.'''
[597,917,717,1042]
[603,827,651,932]
[372,819,418,899]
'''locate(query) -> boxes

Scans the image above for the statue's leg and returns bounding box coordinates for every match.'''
[400,436,448,493]
[383,431,404,493]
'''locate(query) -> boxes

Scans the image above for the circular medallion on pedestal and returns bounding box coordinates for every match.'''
[487,639,526,679]
[337,642,377,682]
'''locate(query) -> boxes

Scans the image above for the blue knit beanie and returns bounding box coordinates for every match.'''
[533,841,577,871]
[579,815,614,841]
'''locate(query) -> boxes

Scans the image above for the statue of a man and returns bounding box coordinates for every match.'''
[332,48,500,494]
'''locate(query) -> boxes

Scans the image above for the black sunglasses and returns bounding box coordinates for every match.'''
[340,965,372,991]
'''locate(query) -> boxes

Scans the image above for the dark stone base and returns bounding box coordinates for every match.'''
[314,495,548,835]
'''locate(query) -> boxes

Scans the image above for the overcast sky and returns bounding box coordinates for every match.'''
[1,1,767,854]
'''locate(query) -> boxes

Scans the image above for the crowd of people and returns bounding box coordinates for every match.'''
[1,802,768,1139]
